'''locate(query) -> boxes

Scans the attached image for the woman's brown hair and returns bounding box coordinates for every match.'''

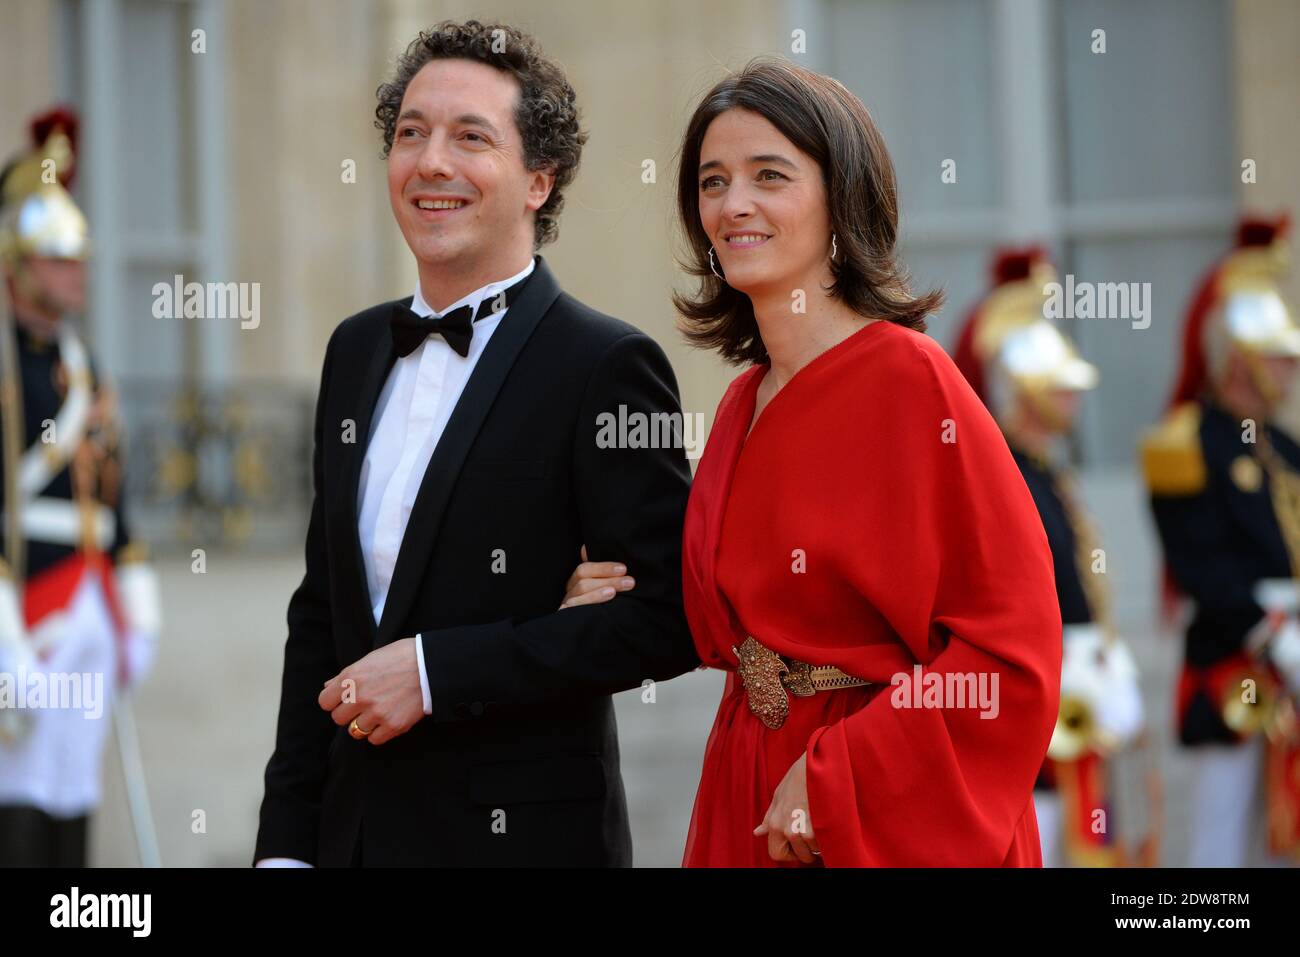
[674,57,942,365]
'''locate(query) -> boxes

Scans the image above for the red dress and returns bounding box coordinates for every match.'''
[681,320,1062,867]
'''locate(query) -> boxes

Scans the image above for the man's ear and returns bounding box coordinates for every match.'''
[525,167,556,213]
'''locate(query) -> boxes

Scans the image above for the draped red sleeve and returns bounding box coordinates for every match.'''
[681,320,1061,867]
[802,328,1060,866]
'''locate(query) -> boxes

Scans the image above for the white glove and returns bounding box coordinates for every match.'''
[1266,617,1300,696]
[1053,624,1144,756]
[1091,636,1145,747]
[116,562,161,637]
[114,561,161,688]
[1253,579,1300,616]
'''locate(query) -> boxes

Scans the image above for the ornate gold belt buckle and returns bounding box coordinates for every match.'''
[783,659,816,697]
[733,636,809,730]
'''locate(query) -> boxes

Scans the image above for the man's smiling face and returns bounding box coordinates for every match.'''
[387,57,551,274]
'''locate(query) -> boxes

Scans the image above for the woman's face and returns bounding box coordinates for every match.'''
[696,108,832,297]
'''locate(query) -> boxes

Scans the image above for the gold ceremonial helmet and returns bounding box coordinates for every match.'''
[0,126,89,265]
[973,261,1099,427]
[1204,238,1300,371]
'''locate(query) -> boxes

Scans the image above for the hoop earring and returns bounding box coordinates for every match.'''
[831,233,838,261]
[709,246,725,280]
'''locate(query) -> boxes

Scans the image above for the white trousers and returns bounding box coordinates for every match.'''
[1035,791,1063,868]
[1185,737,1297,867]
[0,572,120,818]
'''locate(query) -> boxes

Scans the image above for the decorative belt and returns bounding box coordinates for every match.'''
[732,635,871,730]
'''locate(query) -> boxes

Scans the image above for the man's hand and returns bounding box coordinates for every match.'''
[319,637,424,746]
[754,752,822,864]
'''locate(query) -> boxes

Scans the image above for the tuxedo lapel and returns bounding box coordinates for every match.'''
[343,304,402,642]
[374,257,563,648]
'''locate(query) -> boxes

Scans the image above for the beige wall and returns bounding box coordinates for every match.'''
[227,0,1298,433]
[8,1,1290,434]
[0,0,793,473]
[0,0,57,171]
[1233,0,1300,304]
[1232,0,1300,432]
[226,0,389,384]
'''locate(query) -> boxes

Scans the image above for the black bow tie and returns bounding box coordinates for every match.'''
[389,276,530,358]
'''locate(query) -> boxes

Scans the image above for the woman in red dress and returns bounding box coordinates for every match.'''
[562,58,1061,866]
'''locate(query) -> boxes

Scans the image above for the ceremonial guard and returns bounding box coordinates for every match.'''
[0,108,161,866]
[955,248,1153,866]
[1142,215,1300,866]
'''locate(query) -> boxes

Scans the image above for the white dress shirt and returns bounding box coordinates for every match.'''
[359,256,535,710]
[256,257,535,869]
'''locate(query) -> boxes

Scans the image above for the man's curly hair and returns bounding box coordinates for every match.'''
[375,20,587,249]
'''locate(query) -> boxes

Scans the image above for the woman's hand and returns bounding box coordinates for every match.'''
[755,752,822,864]
[558,545,636,609]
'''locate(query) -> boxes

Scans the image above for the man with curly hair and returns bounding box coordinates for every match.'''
[254,20,698,867]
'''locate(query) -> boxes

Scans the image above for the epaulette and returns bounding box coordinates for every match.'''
[1139,402,1206,495]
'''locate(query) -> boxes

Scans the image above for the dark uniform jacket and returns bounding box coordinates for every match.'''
[1144,398,1300,745]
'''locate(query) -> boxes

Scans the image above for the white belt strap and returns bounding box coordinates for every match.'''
[17,327,92,497]
[2,497,116,551]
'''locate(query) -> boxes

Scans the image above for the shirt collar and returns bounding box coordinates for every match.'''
[410,256,536,319]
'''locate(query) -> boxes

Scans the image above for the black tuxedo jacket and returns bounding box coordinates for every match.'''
[254,257,700,866]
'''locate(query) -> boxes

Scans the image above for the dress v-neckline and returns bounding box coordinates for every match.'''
[741,318,890,447]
